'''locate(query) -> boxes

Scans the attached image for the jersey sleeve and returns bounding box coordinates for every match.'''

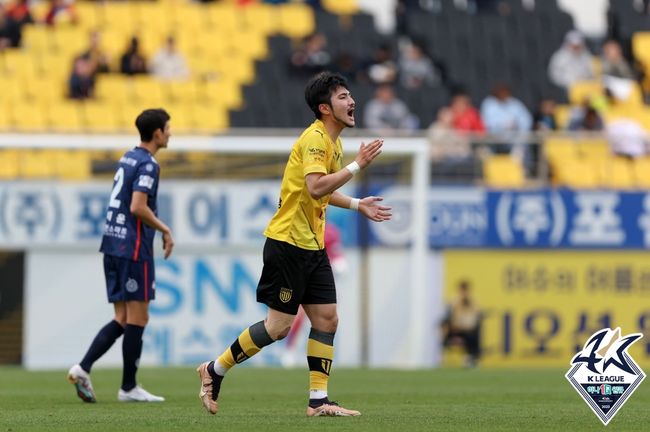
[132,161,158,196]
[301,131,329,176]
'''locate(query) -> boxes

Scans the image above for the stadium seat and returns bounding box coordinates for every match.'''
[597,156,635,189]
[552,158,599,188]
[10,103,48,132]
[633,156,650,188]
[278,3,315,39]
[576,138,610,161]
[241,4,280,36]
[0,149,19,179]
[19,150,56,179]
[633,32,650,73]
[52,150,92,180]
[48,102,85,133]
[82,102,122,132]
[483,155,525,188]
[569,80,603,105]
[553,105,572,129]
[322,0,360,16]
[192,105,228,134]
[544,137,579,163]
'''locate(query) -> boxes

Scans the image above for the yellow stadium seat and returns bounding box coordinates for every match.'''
[10,103,48,132]
[633,156,650,188]
[569,80,603,105]
[0,149,19,179]
[218,57,255,85]
[131,77,165,105]
[576,138,610,161]
[50,26,86,55]
[0,101,10,130]
[52,150,92,180]
[231,31,269,60]
[1,51,37,79]
[322,0,360,15]
[95,75,129,104]
[48,102,85,133]
[98,3,137,32]
[206,4,240,33]
[165,104,195,134]
[21,25,51,55]
[19,150,56,179]
[36,54,70,80]
[82,102,122,132]
[75,3,101,30]
[553,104,572,129]
[551,158,599,188]
[544,137,579,163]
[163,81,198,104]
[483,155,525,188]
[199,79,242,110]
[278,3,315,39]
[241,4,280,35]
[597,156,635,189]
[0,76,21,105]
[633,32,650,71]
[191,105,228,133]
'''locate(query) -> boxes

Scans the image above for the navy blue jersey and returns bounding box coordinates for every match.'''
[99,147,160,261]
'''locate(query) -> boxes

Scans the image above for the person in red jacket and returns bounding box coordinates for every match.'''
[449,92,485,133]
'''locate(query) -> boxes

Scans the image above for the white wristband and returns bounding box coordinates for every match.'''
[346,161,361,175]
[349,198,360,211]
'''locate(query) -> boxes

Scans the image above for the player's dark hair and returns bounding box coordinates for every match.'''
[305,71,349,119]
[135,108,170,142]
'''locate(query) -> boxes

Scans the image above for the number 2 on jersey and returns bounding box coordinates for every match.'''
[109,167,125,209]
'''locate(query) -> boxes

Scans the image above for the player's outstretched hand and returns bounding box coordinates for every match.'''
[359,196,392,222]
[355,139,383,169]
[162,230,175,259]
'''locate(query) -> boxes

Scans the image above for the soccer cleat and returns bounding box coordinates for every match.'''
[67,364,96,403]
[306,400,361,417]
[196,361,222,415]
[117,385,165,402]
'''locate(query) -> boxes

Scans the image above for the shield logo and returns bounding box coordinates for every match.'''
[279,287,292,303]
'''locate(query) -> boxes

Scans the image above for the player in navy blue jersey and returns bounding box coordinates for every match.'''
[67,108,175,403]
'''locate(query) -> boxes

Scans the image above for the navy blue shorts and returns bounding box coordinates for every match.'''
[256,238,336,315]
[103,255,155,303]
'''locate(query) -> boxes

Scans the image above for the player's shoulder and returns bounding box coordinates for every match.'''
[297,121,326,145]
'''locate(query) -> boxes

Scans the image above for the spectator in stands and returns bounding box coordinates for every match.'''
[120,36,148,76]
[398,41,442,89]
[480,84,532,133]
[548,30,595,89]
[151,36,190,81]
[289,32,331,77]
[441,280,481,368]
[69,56,95,100]
[332,51,359,83]
[360,43,398,85]
[607,119,649,158]
[448,92,485,133]
[428,107,473,162]
[44,0,78,27]
[79,30,111,75]
[0,6,17,50]
[363,84,418,132]
[4,0,32,47]
[567,102,604,131]
[601,39,636,80]
[532,98,558,131]
[480,84,532,161]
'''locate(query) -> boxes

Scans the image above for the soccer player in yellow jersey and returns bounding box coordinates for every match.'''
[197,71,392,417]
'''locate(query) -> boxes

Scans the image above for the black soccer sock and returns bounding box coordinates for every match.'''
[80,320,125,373]
[121,324,145,392]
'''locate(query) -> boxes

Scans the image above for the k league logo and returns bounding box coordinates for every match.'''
[566,328,645,425]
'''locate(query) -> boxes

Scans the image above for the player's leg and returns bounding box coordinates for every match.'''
[117,257,163,402]
[302,250,360,417]
[197,307,294,414]
[282,306,306,367]
[67,256,126,403]
[197,238,304,414]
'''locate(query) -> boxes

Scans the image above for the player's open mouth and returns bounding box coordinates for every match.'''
[347,108,355,118]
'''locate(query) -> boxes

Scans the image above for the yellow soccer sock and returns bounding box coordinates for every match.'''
[307,328,335,396]
[215,320,274,374]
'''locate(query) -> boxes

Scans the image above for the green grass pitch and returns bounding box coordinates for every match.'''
[1,366,649,431]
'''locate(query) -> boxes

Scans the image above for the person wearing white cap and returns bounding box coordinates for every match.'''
[548,29,595,88]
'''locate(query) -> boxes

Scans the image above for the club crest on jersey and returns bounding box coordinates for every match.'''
[279,287,292,303]
[566,327,645,425]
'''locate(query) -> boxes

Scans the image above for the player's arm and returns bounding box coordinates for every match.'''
[305,138,384,199]
[130,191,174,259]
[329,191,392,222]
